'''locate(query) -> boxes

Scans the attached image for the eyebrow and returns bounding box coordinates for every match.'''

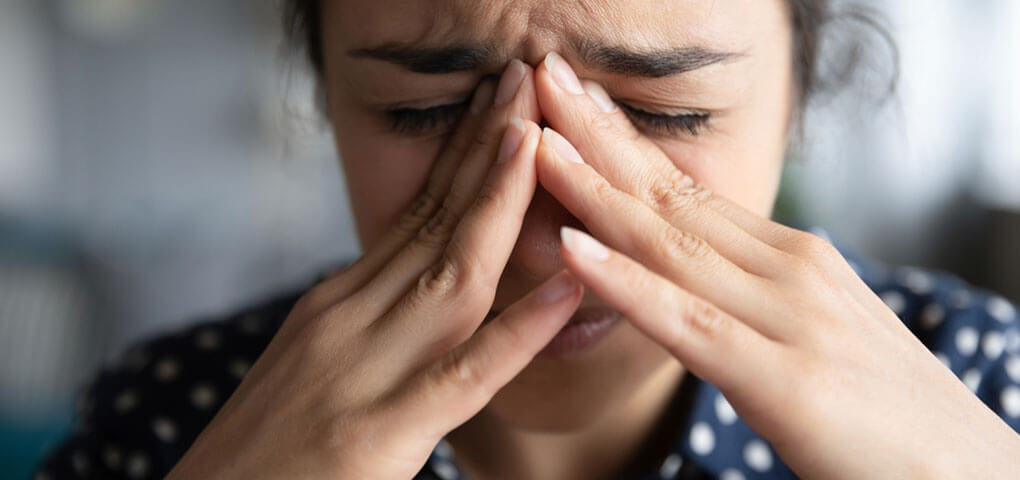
[347,41,740,77]
[348,44,492,74]
[575,42,741,78]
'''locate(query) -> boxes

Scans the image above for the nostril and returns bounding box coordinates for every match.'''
[538,118,550,129]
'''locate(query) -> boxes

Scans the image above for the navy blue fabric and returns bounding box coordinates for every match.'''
[33,230,1020,479]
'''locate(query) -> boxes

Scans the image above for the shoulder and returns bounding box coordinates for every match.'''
[835,239,1020,431]
[33,281,313,479]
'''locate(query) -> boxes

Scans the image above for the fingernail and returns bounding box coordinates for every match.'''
[469,81,496,115]
[541,128,584,164]
[582,80,617,113]
[494,59,527,107]
[497,118,527,164]
[560,226,610,262]
[543,52,585,95]
[536,271,578,304]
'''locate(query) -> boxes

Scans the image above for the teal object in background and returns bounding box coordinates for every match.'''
[1,414,71,480]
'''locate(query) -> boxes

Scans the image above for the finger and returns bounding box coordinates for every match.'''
[327,60,540,321]
[296,80,498,315]
[376,119,543,349]
[536,128,793,339]
[386,270,582,439]
[534,52,787,275]
[557,226,784,395]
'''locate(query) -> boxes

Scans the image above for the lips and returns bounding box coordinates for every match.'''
[482,303,613,324]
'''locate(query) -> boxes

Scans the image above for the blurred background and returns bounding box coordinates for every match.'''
[0,0,1017,477]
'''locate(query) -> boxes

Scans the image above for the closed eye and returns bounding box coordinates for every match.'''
[617,102,711,137]
[382,100,712,138]
[384,101,468,136]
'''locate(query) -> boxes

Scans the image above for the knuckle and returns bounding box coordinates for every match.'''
[415,253,484,308]
[589,175,618,203]
[657,228,714,266]
[415,202,460,249]
[293,281,339,317]
[792,232,839,261]
[648,173,709,218]
[676,297,729,342]
[436,347,490,406]
[588,109,616,133]
[396,190,442,235]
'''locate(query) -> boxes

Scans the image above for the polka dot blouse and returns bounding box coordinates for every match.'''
[34,229,1020,479]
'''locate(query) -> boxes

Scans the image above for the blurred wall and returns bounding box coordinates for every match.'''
[0,0,1017,477]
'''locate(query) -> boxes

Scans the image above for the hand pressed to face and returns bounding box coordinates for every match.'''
[533,53,1020,479]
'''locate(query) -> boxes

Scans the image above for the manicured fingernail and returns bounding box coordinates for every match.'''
[541,128,584,164]
[560,226,610,262]
[494,59,527,106]
[497,118,527,164]
[582,80,617,113]
[469,81,496,115]
[543,52,585,95]
[536,271,578,304]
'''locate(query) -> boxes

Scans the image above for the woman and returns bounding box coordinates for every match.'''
[36,0,1020,478]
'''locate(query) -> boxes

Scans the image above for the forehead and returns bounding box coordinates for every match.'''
[326,0,787,58]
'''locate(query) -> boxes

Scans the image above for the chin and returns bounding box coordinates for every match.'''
[480,321,679,432]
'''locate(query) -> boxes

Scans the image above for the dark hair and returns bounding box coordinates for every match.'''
[282,0,896,113]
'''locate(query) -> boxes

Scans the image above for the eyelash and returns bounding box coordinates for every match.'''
[384,100,711,137]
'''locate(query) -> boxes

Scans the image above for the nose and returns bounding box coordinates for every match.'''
[507,179,586,283]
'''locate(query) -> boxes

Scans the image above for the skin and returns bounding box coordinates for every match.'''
[323,0,791,478]
[167,0,1020,479]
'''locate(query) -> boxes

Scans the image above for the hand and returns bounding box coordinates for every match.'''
[531,52,1020,479]
[166,61,584,480]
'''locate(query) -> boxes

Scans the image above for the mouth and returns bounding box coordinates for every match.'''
[482,304,623,357]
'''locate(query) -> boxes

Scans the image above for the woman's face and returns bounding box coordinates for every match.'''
[320,0,793,430]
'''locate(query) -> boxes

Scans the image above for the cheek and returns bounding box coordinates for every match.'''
[332,116,442,249]
[657,142,784,218]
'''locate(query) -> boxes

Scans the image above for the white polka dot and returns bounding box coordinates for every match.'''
[987,296,1017,324]
[195,329,222,350]
[154,357,180,382]
[433,459,458,480]
[720,468,746,480]
[1005,330,1020,353]
[955,327,980,356]
[125,452,149,479]
[114,390,138,413]
[434,439,453,458]
[983,331,1006,360]
[1001,385,1020,418]
[714,393,738,425]
[229,358,251,379]
[689,422,715,456]
[239,315,264,334]
[962,369,982,392]
[934,351,951,369]
[152,417,178,443]
[881,291,906,315]
[659,452,683,478]
[120,348,149,371]
[1005,355,1020,383]
[190,384,218,410]
[900,268,934,295]
[71,451,90,475]
[743,439,774,472]
[951,289,973,309]
[920,304,945,330]
[103,445,123,470]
